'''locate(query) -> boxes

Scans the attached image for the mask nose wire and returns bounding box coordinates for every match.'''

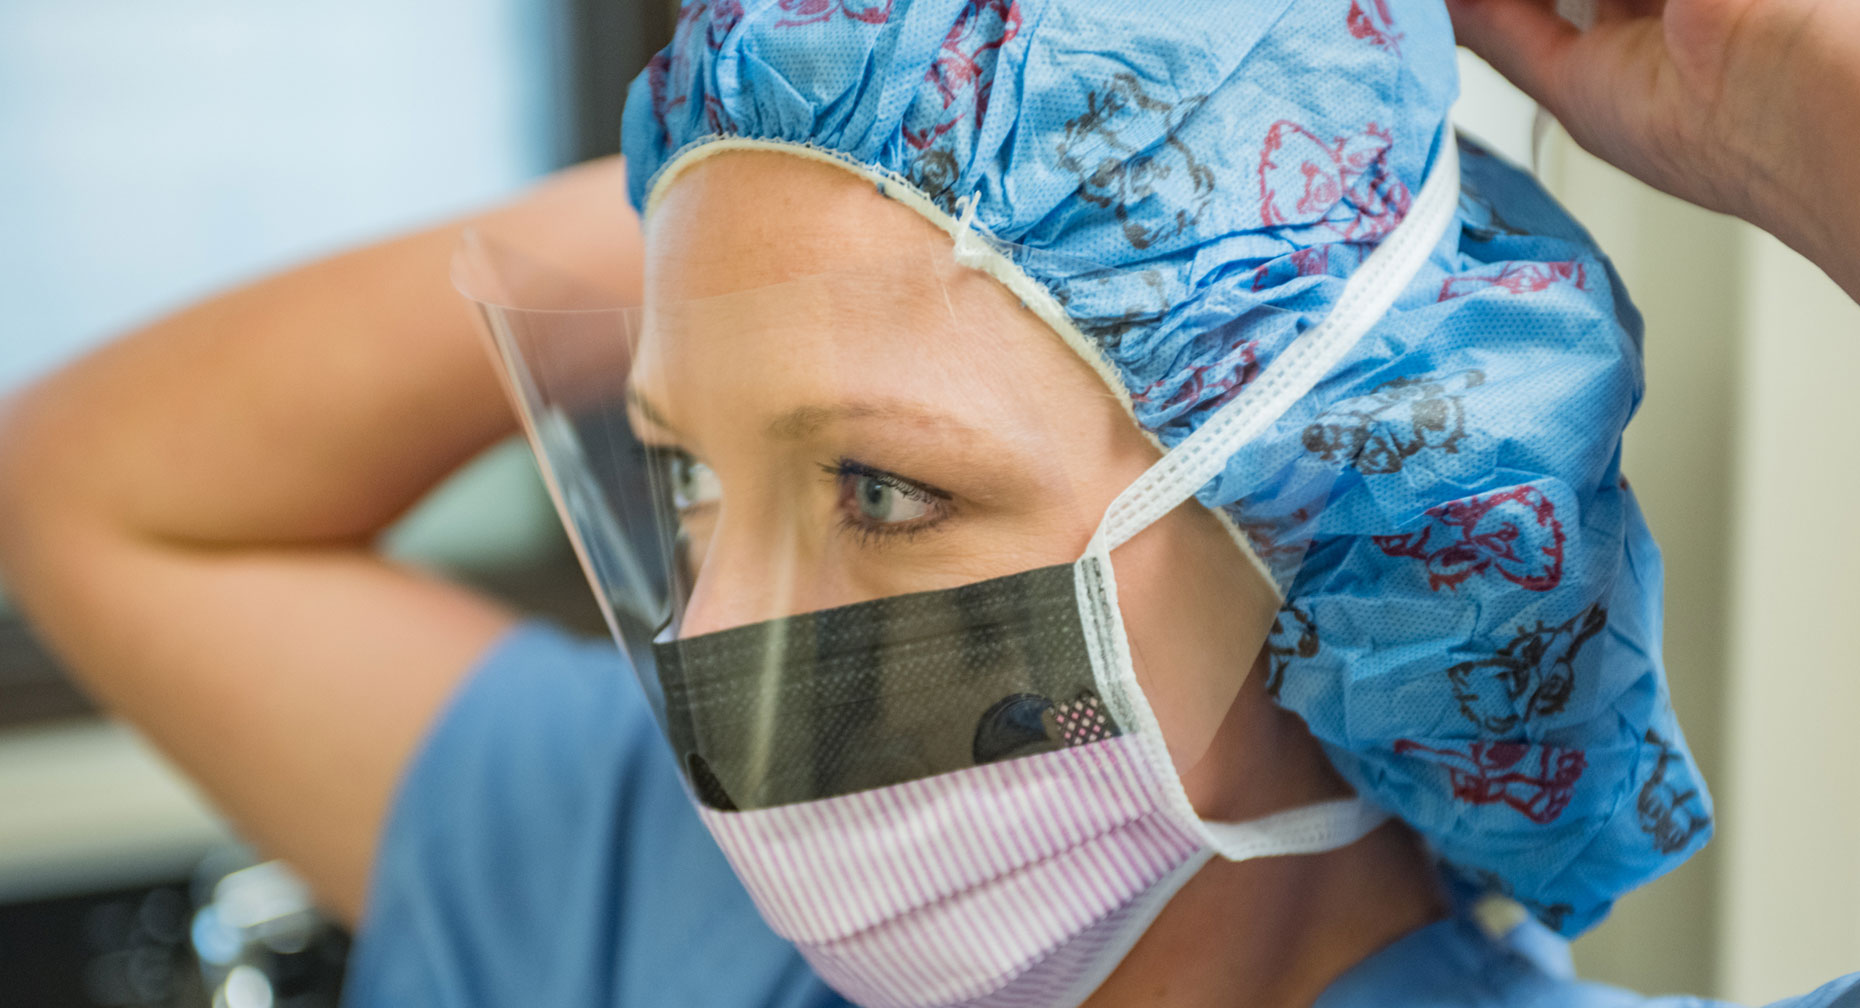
[1084,131,1463,562]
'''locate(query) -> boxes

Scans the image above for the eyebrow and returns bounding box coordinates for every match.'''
[627,387,683,438]
[765,400,996,441]
[627,388,992,443]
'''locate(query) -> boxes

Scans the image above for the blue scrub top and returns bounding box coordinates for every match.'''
[344,623,1860,1008]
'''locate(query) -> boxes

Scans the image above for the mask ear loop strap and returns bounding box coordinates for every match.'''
[1073,131,1461,862]
[1087,132,1462,557]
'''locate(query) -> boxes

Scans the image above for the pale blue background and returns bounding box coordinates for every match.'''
[0,0,567,393]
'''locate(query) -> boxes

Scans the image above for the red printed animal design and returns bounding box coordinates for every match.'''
[1259,121,1412,241]
[1347,0,1402,53]
[1439,261,1587,301]
[646,2,746,130]
[1394,739,1587,824]
[903,1,1022,150]
[1250,245,1356,292]
[1132,340,1260,417]
[1373,485,1567,591]
[775,0,893,27]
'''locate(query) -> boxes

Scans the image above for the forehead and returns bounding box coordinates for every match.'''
[637,150,1109,407]
[644,150,948,302]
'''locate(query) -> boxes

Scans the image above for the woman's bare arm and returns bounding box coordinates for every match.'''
[0,155,641,925]
[1449,0,1860,302]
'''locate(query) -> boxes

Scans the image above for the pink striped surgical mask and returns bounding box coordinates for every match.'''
[656,542,1393,1006]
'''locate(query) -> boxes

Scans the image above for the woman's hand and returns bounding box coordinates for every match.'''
[1447,0,1860,300]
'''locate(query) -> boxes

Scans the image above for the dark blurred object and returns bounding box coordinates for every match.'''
[565,0,678,161]
[0,849,350,1008]
[190,853,347,1008]
[0,878,207,1007]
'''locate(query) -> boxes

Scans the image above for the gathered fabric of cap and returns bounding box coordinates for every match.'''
[620,0,1711,936]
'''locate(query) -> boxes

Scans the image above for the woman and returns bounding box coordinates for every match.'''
[1,1,1855,1006]
[378,1,1851,1003]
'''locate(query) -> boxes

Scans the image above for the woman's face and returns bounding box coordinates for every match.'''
[635,151,1308,817]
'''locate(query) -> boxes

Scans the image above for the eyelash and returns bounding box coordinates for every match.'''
[818,458,954,545]
[646,445,953,548]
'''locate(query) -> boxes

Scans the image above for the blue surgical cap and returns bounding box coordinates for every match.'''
[621,0,1711,936]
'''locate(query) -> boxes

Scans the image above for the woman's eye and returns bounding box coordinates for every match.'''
[827,459,950,540]
[667,451,721,512]
[850,472,933,524]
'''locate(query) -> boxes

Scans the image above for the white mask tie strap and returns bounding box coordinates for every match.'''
[1092,132,1462,553]
[951,192,993,271]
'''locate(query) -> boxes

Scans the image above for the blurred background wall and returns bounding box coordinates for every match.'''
[1454,52,1860,1004]
[0,4,1854,1004]
[0,2,637,1002]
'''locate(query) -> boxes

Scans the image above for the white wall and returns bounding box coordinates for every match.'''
[1717,230,1860,1003]
[1535,92,1860,1004]
[1540,136,1742,999]
[1456,47,1860,1000]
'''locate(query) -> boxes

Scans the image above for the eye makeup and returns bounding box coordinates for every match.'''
[819,457,956,546]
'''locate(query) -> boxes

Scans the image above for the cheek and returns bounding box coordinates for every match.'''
[1111,502,1279,778]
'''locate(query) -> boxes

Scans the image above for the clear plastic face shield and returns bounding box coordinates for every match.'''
[452,224,1343,816]
[458,135,1457,1008]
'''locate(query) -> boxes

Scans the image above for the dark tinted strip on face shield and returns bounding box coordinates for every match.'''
[652,563,1128,811]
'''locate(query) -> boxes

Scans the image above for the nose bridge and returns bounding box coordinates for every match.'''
[678,507,817,638]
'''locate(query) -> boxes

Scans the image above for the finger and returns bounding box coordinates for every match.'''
[1444,0,1586,115]
[1589,0,1663,24]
